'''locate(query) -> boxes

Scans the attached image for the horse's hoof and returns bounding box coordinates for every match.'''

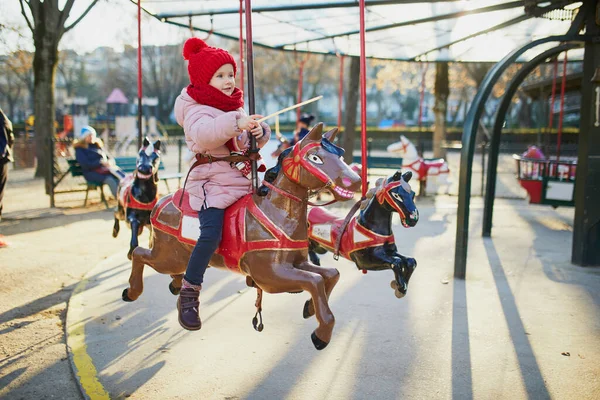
[390,280,406,299]
[127,249,133,261]
[169,282,181,295]
[303,300,313,319]
[112,229,118,238]
[122,288,134,302]
[311,331,329,350]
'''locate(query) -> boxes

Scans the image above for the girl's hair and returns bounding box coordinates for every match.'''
[257,147,293,196]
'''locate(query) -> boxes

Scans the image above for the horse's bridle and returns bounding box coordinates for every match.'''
[269,141,345,205]
[376,180,409,220]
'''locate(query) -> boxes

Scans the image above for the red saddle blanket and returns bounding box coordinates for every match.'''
[308,207,394,260]
[118,174,158,211]
[152,189,308,272]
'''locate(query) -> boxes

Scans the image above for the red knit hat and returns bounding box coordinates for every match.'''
[183,37,237,86]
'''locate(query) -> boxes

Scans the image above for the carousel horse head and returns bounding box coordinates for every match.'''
[371,170,419,227]
[262,123,362,200]
[136,137,161,180]
[387,135,419,159]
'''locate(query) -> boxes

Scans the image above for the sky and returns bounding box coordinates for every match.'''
[1,0,188,55]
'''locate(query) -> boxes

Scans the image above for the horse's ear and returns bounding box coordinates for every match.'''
[402,171,412,182]
[391,171,402,181]
[143,137,150,147]
[323,127,338,142]
[154,140,161,151]
[300,122,323,146]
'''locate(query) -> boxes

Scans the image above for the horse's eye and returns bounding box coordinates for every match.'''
[307,154,323,165]
[392,192,403,202]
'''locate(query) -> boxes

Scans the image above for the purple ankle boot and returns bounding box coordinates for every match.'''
[177,286,202,331]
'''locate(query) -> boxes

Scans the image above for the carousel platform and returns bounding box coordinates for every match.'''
[66,197,600,399]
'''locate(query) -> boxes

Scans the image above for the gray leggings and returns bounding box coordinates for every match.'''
[103,176,120,197]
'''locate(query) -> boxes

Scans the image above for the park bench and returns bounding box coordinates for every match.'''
[60,159,110,208]
[53,157,184,208]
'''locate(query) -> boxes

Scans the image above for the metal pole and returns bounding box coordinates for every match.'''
[556,51,568,162]
[359,0,368,197]
[137,0,143,150]
[49,137,55,208]
[454,35,587,279]
[178,138,182,174]
[244,0,258,191]
[239,0,244,92]
[337,54,345,130]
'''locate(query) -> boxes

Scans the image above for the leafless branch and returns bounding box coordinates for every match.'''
[18,0,34,33]
[64,0,100,33]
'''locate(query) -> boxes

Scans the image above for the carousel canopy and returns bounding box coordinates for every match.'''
[136,0,583,62]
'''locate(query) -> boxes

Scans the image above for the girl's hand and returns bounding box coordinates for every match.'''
[250,124,264,139]
[237,114,264,131]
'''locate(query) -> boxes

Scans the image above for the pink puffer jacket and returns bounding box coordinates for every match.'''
[174,88,271,210]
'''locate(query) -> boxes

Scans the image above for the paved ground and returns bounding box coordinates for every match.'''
[1,144,599,399]
[66,196,600,400]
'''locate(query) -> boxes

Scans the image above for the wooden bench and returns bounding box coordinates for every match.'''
[64,159,110,208]
[113,156,183,192]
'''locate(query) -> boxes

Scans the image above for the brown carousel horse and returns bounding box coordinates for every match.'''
[123,123,362,349]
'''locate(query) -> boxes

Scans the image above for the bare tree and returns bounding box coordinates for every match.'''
[433,62,449,158]
[143,44,187,122]
[19,0,99,190]
[0,51,33,120]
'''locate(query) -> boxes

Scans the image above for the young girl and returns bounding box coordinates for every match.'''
[174,37,271,331]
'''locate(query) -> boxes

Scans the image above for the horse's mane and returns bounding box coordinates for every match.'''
[360,178,385,210]
[257,147,293,196]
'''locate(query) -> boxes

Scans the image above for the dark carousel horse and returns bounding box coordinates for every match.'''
[123,124,362,349]
[308,170,419,299]
[112,137,162,259]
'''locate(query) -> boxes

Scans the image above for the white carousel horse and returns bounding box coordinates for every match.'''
[387,135,450,194]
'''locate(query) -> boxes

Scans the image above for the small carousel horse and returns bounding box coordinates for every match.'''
[308,170,419,299]
[123,124,362,349]
[387,135,450,195]
[112,137,162,259]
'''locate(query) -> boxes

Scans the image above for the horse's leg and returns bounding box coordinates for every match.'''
[127,218,140,260]
[294,261,339,319]
[123,246,149,301]
[169,274,183,295]
[253,265,335,350]
[112,217,120,238]
[391,255,417,298]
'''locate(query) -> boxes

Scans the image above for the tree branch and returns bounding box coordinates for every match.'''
[19,0,34,33]
[64,0,99,33]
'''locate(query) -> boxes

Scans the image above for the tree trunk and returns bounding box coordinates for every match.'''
[32,30,59,194]
[433,62,449,158]
[342,56,360,163]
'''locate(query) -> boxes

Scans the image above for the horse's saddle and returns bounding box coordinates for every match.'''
[308,207,394,260]
[152,189,308,272]
[172,189,198,218]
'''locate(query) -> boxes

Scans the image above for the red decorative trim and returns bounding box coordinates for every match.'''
[123,185,158,211]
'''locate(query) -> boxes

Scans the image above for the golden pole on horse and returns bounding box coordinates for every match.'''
[257,96,323,123]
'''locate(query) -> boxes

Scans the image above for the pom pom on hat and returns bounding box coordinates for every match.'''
[183,37,208,60]
[183,37,237,86]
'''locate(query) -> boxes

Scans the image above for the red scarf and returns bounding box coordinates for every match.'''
[186,83,261,179]
[186,83,244,112]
